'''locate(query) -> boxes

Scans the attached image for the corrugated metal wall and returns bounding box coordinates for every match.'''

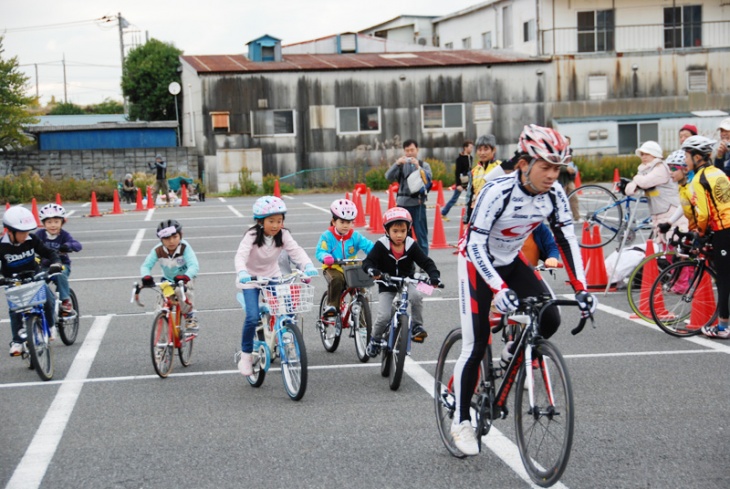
[39,128,177,151]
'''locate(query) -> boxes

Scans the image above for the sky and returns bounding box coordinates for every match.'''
[2,0,478,107]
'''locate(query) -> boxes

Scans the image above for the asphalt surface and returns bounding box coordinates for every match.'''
[1,192,728,489]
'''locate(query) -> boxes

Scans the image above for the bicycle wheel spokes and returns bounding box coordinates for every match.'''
[434,328,467,458]
[568,185,621,248]
[318,292,340,352]
[280,323,308,401]
[353,296,372,363]
[515,341,574,487]
[150,312,174,378]
[388,314,409,391]
[26,315,53,381]
[627,251,676,323]
[178,330,194,366]
[58,288,80,345]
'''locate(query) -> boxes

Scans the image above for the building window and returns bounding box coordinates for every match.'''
[664,5,702,48]
[577,10,615,53]
[421,103,464,131]
[462,37,471,49]
[523,19,536,42]
[211,111,230,133]
[588,75,608,100]
[618,122,658,155]
[337,107,381,134]
[445,42,453,49]
[251,109,295,136]
[482,31,492,49]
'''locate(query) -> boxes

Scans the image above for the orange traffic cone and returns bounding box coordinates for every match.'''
[365,187,371,215]
[135,188,144,211]
[31,198,41,226]
[574,171,582,195]
[353,191,366,228]
[431,205,449,249]
[372,198,384,234]
[89,192,101,217]
[581,222,591,267]
[147,186,155,210]
[368,195,377,232]
[585,225,613,291]
[273,178,281,198]
[180,184,190,207]
[5,202,10,210]
[345,192,350,201]
[387,185,396,210]
[629,240,671,319]
[111,189,123,215]
[687,273,718,330]
[436,180,445,208]
[458,207,467,238]
[56,193,63,206]
[612,168,620,192]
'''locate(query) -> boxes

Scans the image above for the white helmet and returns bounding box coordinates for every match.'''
[39,203,67,222]
[330,199,357,221]
[252,196,287,219]
[681,135,716,156]
[665,150,687,168]
[3,206,37,232]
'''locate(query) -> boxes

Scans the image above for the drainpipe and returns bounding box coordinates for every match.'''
[187,83,196,147]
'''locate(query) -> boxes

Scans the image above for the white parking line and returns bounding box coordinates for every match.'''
[144,209,155,221]
[6,315,112,489]
[303,202,330,214]
[227,205,243,218]
[126,229,145,256]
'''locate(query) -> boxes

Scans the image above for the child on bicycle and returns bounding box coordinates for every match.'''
[362,207,441,354]
[140,219,200,332]
[35,204,82,315]
[315,199,374,317]
[234,196,319,376]
[0,206,63,355]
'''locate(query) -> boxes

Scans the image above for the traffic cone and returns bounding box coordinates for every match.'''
[31,198,41,226]
[387,185,396,210]
[5,202,10,210]
[574,170,582,192]
[146,186,155,210]
[436,180,445,208]
[581,222,591,267]
[56,193,62,206]
[431,205,449,249]
[135,188,144,211]
[372,198,384,234]
[89,192,101,217]
[368,195,377,232]
[612,168,620,192]
[458,207,467,238]
[345,192,350,201]
[180,184,190,207]
[585,225,613,291]
[110,189,123,215]
[365,187,371,215]
[687,273,718,330]
[353,191,366,228]
[629,240,671,319]
[273,178,281,198]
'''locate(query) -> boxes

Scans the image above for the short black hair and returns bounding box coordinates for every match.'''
[403,139,418,149]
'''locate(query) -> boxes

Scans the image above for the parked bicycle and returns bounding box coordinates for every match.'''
[1,270,61,381]
[132,279,197,378]
[568,181,652,248]
[315,259,373,362]
[434,293,592,487]
[371,273,442,391]
[237,270,313,401]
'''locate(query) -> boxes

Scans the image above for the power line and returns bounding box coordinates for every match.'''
[2,17,107,33]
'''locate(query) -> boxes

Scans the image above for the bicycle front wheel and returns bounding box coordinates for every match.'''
[514,340,574,488]
[568,185,621,248]
[626,251,677,323]
[353,296,372,363]
[150,312,174,378]
[58,288,80,345]
[388,314,409,391]
[26,315,53,381]
[650,260,716,337]
[434,328,468,458]
[318,292,340,352]
[178,328,194,366]
[280,322,308,401]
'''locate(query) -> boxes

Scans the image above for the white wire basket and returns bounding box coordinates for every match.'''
[261,283,314,315]
[4,281,46,312]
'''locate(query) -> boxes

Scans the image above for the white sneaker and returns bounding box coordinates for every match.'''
[9,342,23,356]
[50,326,58,341]
[450,420,479,456]
[237,352,253,376]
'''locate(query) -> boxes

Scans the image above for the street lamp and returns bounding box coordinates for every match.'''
[168,81,181,146]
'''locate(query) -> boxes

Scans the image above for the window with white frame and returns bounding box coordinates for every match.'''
[523,19,536,42]
[462,37,471,49]
[577,10,615,53]
[664,5,702,48]
[421,103,464,131]
[251,109,295,136]
[482,31,492,49]
[618,122,658,155]
[336,107,381,134]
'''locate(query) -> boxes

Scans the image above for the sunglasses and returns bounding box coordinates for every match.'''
[669,166,686,172]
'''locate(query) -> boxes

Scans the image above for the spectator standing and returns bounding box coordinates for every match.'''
[678,123,698,146]
[713,118,730,176]
[385,139,433,256]
[149,154,169,204]
[463,134,502,223]
[558,136,580,221]
[441,140,473,220]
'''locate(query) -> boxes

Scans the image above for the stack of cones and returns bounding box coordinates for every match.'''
[273,179,282,198]
[110,190,123,215]
[135,188,145,211]
[585,225,614,291]
[353,191,366,228]
[146,186,155,210]
[430,205,449,249]
[31,198,42,226]
[629,239,671,320]
[89,192,101,217]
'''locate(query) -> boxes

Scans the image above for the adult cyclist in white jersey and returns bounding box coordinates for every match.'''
[450,124,598,456]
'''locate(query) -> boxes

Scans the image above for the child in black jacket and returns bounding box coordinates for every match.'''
[362,207,441,356]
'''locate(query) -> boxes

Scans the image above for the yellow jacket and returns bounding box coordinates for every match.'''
[469,160,502,207]
[690,165,730,234]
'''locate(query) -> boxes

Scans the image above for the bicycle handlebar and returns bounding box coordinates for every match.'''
[490,296,593,336]
[0,269,61,287]
[247,268,312,286]
[373,273,444,288]
[131,279,188,307]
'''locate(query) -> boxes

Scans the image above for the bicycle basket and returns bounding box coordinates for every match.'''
[343,265,374,288]
[4,281,46,312]
[261,283,314,315]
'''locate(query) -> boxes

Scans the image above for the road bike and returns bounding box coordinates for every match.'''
[2,270,61,381]
[239,270,313,401]
[372,273,442,391]
[132,279,197,378]
[568,183,652,249]
[315,259,373,362]
[434,294,591,487]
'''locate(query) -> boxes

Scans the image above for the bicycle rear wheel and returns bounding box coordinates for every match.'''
[280,322,308,401]
[567,185,621,248]
[150,312,174,378]
[650,260,715,337]
[514,340,574,488]
[26,315,53,381]
[247,328,267,387]
[58,288,80,345]
[318,292,340,352]
[434,328,468,458]
[626,251,677,323]
[388,314,409,391]
[353,296,372,363]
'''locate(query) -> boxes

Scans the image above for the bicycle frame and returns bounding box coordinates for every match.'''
[253,308,299,372]
[384,280,414,355]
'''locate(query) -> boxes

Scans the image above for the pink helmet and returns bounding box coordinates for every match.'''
[518,124,569,165]
[383,207,412,231]
[330,199,358,221]
[252,196,287,219]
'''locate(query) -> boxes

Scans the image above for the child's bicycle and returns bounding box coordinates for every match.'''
[372,273,443,391]
[434,288,593,487]
[238,270,314,401]
[1,270,61,381]
[315,259,373,362]
[132,279,197,379]
[44,259,81,346]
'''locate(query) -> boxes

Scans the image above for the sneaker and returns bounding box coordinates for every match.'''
[500,341,515,368]
[185,313,199,333]
[411,324,428,343]
[50,326,58,341]
[441,215,450,222]
[323,305,337,317]
[450,420,479,456]
[9,342,23,357]
[366,337,381,358]
[61,299,73,314]
[236,351,253,376]
[701,325,730,339]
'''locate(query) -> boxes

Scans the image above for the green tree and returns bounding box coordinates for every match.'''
[85,98,124,114]
[48,102,85,115]
[121,38,182,121]
[0,36,38,151]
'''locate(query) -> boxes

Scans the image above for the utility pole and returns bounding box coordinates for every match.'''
[34,64,39,100]
[62,53,67,103]
[118,12,125,68]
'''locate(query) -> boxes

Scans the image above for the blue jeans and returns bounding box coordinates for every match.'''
[237,288,261,353]
[403,204,429,256]
[441,189,462,216]
[52,266,71,301]
[9,284,56,344]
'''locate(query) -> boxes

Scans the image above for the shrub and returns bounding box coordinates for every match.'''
[262,174,295,195]
[365,166,390,190]
[237,166,258,195]
[574,155,640,183]
[425,158,454,187]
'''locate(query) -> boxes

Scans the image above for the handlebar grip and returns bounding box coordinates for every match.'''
[571,316,588,335]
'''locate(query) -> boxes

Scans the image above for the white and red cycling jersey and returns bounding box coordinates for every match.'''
[458,171,587,292]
